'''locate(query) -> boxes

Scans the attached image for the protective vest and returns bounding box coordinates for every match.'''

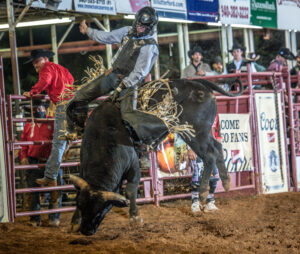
[112,32,157,76]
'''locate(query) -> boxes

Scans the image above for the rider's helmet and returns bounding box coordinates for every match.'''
[132,6,158,37]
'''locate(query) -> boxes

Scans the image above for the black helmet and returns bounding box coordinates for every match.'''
[132,7,158,37]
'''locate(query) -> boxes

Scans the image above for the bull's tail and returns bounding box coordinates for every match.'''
[192,78,244,97]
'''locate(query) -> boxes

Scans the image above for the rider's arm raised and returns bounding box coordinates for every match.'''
[86,26,131,44]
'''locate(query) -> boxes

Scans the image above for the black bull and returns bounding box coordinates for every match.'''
[69,78,243,235]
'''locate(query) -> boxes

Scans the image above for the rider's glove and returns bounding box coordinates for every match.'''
[111,81,125,102]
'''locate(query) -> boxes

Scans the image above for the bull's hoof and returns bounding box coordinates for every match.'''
[68,223,81,233]
[129,216,143,226]
[222,175,231,192]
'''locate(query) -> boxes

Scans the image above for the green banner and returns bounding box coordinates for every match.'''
[250,0,277,28]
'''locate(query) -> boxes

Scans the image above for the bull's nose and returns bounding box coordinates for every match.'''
[80,227,95,236]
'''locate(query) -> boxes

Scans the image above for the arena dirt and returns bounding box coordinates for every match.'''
[0,192,299,254]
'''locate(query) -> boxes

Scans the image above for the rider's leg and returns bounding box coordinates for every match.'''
[66,73,120,131]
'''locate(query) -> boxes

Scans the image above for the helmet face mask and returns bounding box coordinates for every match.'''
[132,7,158,37]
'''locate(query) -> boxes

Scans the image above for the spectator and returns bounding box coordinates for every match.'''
[267,47,296,72]
[211,56,224,75]
[181,45,212,78]
[290,50,300,88]
[208,56,230,91]
[23,49,74,191]
[189,114,222,213]
[19,100,62,227]
[226,43,257,73]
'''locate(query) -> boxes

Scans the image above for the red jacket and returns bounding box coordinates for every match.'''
[19,121,54,161]
[30,61,74,104]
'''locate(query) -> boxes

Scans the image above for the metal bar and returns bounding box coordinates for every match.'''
[51,24,58,64]
[6,95,16,219]
[226,25,233,62]
[183,23,190,67]
[16,185,75,194]
[104,15,113,68]
[16,207,76,217]
[92,17,108,31]
[13,0,34,28]
[0,57,14,222]
[15,161,80,170]
[248,29,255,52]
[221,24,228,65]
[150,151,160,206]
[6,0,21,95]
[286,70,298,191]
[177,23,185,75]
[57,21,75,48]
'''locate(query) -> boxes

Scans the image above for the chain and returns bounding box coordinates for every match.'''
[271,74,284,182]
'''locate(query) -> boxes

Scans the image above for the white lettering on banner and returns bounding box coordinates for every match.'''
[220,5,249,19]
[219,114,253,172]
[152,0,184,8]
[251,1,276,10]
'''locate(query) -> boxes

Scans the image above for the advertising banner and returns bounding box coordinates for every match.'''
[27,0,72,10]
[219,0,250,25]
[74,0,117,15]
[250,0,277,28]
[255,93,288,194]
[116,0,149,14]
[0,114,9,223]
[186,0,219,23]
[151,0,187,20]
[277,0,300,30]
[219,114,253,172]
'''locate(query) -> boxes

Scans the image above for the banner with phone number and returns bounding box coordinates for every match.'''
[219,0,250,25]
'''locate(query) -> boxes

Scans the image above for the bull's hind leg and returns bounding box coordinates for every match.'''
[213,139,231,191]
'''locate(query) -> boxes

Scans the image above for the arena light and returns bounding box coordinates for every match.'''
[207,21,262,29]
[0,17,74,30]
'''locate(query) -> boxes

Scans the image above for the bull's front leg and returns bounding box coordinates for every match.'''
[69,208,81,233]
[125,182,143,225]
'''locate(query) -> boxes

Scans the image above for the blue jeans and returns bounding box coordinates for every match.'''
[44,104,67,180]
[191,157,220,203]
[27,157,63,222]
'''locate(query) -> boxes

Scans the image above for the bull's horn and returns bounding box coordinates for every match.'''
[100,191,127,202]
[69,174,89,190]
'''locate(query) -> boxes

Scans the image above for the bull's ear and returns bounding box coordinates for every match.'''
[69,174,89,190]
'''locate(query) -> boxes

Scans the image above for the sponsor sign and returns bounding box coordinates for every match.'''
[276,0,300,30]
[0,114,9,223]
[255,93,288,194]
[219,114,254,172]
[151,0,187,20]
[27,0,72,10]
[116,0,149,14]
[186,0,219,23]
[219,0,250,25]
[74,0,117,15]
[250,0,277,28]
